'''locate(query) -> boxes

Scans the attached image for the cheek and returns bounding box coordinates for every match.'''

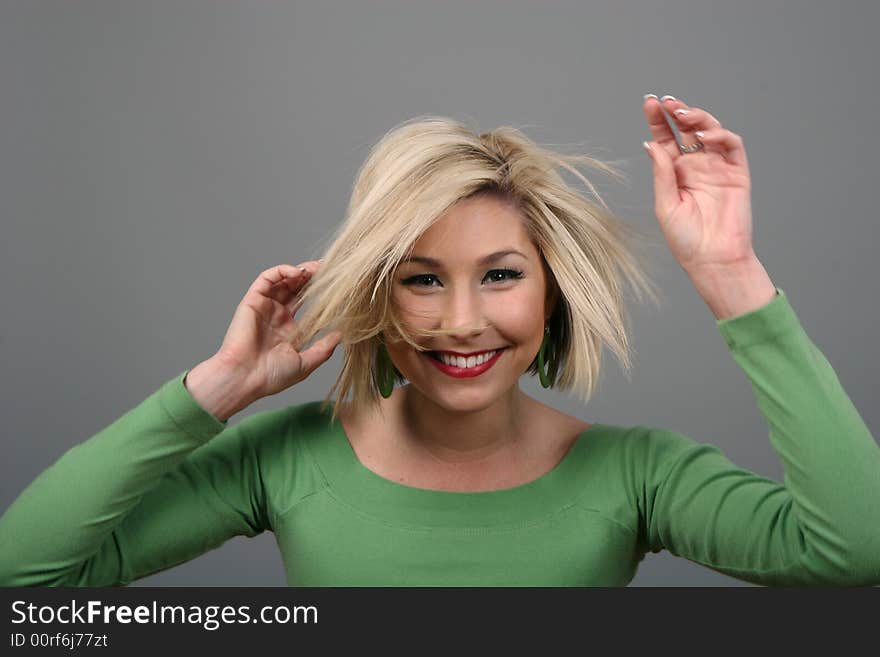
[493,287,545,333]
[391,293,428,323]
[494,311,535,340]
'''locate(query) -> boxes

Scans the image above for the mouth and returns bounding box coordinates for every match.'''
[423,348,507,379]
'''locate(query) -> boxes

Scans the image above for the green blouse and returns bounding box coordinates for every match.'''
[1,288,878,586]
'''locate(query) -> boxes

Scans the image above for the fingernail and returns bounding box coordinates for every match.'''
[660,95,677,103]
[318,258,324,263]
[642,141,652,153]
[695,131,706,139]
[673,108,689,116]
[643,93,658,101]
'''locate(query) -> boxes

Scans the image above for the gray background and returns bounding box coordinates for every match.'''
[2,0,877,586]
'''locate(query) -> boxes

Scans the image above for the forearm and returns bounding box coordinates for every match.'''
[0,372,229,586]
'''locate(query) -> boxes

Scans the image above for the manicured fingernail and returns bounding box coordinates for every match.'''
[642,141,652,152]
[644,93,658,101]
[695,130,706,138]
[660,95,676,103]
[673,108,689,116]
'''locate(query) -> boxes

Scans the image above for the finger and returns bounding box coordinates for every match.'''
[669,103,722,131]
[693,126,749,168]
[671,105,723,151]
[249,264,310,297]
[297,330,343,377]
[660,97,698,152]
[662,96,722,152]
[643,95,681,159]
[242,266,310,322]
[297,259,324,276]
[643,140,681,221]
[285,258,328,301]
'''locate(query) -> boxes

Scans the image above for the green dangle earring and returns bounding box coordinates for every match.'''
[537,323,559,389]
[376,342,397,398]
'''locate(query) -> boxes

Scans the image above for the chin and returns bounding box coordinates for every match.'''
[416,380,516,414]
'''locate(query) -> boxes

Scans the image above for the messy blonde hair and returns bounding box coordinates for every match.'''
[292,115,661,424]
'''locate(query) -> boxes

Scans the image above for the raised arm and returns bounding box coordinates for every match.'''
[635,93,880,585]
[635,288,880,585]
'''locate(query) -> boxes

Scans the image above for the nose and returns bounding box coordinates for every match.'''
[439,282,487,338]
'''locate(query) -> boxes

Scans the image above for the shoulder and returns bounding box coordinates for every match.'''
[596,422,699,452]
[552,416,701,467]
[592,423,705,479]
[226,401,335,463]
[231,402,333,506]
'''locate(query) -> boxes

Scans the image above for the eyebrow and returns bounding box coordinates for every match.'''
[401,249,529,267]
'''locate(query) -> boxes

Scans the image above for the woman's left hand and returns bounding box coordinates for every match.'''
[642,94,756,276]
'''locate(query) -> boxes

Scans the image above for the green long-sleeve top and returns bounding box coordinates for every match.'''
[2,288,879,586]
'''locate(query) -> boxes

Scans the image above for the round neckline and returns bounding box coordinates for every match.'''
[315,402,605,527]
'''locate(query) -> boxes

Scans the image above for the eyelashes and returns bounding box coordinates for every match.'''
[401,268,525,288]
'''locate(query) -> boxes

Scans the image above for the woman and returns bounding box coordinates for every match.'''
[1,95,878,586]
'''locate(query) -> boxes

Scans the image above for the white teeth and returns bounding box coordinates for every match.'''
[437,350,496,368]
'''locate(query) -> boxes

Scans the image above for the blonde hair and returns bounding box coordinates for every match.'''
[292,115,661,424]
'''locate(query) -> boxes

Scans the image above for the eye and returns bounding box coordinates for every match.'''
[484,268,525,284]
[402,268,525,287]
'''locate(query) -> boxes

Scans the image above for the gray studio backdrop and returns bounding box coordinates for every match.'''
[2,0,877,586]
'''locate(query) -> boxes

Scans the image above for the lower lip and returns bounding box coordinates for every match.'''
[424,349,506,378]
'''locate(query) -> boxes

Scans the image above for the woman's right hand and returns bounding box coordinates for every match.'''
[213,261,343,400]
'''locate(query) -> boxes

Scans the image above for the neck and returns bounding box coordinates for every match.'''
[394,383,530,465]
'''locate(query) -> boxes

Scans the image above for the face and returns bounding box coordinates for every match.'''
[387,193,557,412]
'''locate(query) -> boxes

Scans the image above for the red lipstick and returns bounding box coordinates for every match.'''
[424,348,506,379]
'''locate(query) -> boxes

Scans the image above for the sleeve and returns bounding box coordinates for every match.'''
[0,370,271,587]
[638,288,880,586]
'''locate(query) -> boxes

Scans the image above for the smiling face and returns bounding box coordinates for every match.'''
[387,192,558,412]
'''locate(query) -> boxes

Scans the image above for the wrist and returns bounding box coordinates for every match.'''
[184,356,258,422]
[686,256,778,321]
